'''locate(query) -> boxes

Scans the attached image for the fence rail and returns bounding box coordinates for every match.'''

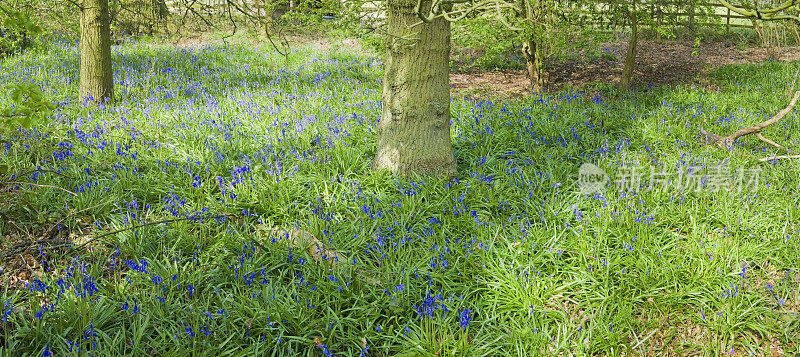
[590,0,770,30]
[162,0,779,31]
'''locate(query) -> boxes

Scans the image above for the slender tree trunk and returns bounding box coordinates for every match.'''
[80,0,114,104]
[521,0,544,92]
[523,39,544,92]
[373,0,456,177]
[620,4,638,88]
[687,0,696,36]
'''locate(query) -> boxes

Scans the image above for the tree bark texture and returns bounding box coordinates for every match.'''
[80,0,114,104]
[373,0,456,177]
[620,12,637,88]
[523,39,544,92]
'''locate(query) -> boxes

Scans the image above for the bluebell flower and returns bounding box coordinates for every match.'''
[459,308,472,330]
[2,300,12,323]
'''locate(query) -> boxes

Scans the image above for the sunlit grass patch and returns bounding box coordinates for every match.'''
[1,39,799,356]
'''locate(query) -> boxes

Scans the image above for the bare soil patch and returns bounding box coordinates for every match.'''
[450,40,800,98]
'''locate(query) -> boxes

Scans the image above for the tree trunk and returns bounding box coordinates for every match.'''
[523,39,544,92]
[373,0,456,177]
[619,5,638,88]
[80,0,114,104]
[687,0,696,36]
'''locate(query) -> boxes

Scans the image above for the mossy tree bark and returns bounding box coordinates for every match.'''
[521,0,545,92]
[80,0,114,104]
[619,0,638,88]
[373,0,456,177]
[523,39,544,92]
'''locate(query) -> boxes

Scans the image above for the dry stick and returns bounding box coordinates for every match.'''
[44,199,116,239]
[559,248,596,261]
[789,64,800,99]
[759,155,800,162]
[70,213,241,251]
[260,226,343,263]
[724,90,800,143]
[2,220,37,258]
[7,220,33,243]
[3,181,78,197]
[10,169,75,181]
[1,213,242,258]
[5,237,65,256]
[754,132,790,153]
[700,90,800,150]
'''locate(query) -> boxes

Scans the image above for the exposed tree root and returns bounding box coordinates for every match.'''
[256,225,389,285]
[699,91,800,160]
[253,225,392,286]
[257,226,344,265]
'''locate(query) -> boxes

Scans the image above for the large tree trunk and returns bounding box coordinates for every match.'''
[373,0,456,177]
[523,39,544,92]
[80,0,114,104]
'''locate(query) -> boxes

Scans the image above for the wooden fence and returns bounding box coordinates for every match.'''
[587,0,759,32]
[163,0,775,32]
[648,1,756,31]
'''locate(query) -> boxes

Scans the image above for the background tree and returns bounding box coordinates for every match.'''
[0,3,55,132]
[519,0,553,92]
[719,0,800,60]
[600,0,713,88]
[513,1,596,92]
[718,0,800,22]
[110,0,169,36]
[442,1,589,91]
[0,2,39,55]
[611,0,645,88]
[367,0,601,177]
[501,0,589,92]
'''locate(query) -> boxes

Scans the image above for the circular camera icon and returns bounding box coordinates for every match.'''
[578,163,608,194]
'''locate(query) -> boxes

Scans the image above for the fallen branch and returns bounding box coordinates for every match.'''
[44,199,115,239]
[754,133,789,152]
[699,90,800,152]
[70,213,241,251]
[257,225,344,265]
[3,181,78,196]
[558,248,596,261]
[759,155,800,162]
[5,237,66,257]
[2,213,241,258]
[9,169,75,181]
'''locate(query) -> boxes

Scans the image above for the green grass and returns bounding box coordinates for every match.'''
[0,38,799,356]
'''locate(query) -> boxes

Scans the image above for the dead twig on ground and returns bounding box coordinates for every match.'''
[759,154,800,162]
[3,181,77,196]
[1,213,242,258]
[699,91,800,160]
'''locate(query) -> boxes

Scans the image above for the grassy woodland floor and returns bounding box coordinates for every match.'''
[0,38,799,356]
